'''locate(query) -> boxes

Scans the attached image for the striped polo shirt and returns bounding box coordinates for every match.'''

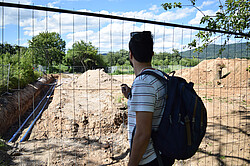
[127,68,166,165]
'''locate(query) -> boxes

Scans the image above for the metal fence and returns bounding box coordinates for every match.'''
[0,2,249,166]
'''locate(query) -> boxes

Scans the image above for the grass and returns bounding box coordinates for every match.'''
[116,95,127,108]
[0,139,5,150]
[110,70,134,75]
[203,96,213,102]
[0,139,12,166]
[117,95,124,103]
[219,155,226,160]
[109,65,191,75]
[206,98,213,102]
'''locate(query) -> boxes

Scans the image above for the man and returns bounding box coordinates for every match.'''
[121,31,175,166]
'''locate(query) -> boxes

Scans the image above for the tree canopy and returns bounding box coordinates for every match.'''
[0,43,18,55]
[65,40,105,72]
[105,49,129,66]
[28,31,66,67]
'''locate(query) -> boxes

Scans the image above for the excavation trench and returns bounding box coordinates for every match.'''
[0,75,57,137]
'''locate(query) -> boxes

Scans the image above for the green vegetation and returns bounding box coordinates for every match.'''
[28,31,66,70]
[246,65,250,72]
[0,44,41,94]
[65,41,106,72]
[105,48,198,75]
[107,48,199,68]
[117,95,125,103]
[110,69,134,75]
[0,139,12,166]
[220,155,226,160]
[104,49,130,66]
[0,139,5,149]
[203,96,213,102]
[0,32,106,94]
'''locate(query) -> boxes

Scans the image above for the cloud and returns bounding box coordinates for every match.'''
[149,5,160,13]
[157,7,195,22]
[21,6,195,39]
[2,2,198,52]
[64,20,196,53]
[188,9,217,25]
[65,22,134,51]
[199,0,216,9]
[6,0,32,5]
[48,0,61,8]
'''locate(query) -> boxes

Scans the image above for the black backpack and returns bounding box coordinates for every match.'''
[134,70,207,162]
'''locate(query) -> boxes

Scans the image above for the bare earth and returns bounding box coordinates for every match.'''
[11,58,249,166]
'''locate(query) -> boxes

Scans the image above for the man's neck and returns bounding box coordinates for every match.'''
[133,62,152,76]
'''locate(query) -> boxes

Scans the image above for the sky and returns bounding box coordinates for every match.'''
[0,0,227,53]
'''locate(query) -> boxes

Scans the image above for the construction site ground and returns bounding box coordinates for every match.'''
[1,58,250,166]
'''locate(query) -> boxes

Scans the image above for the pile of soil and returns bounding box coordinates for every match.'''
[175,58,250,88]
[17,69,130,165]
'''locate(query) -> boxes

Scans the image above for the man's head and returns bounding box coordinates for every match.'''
[129,31,153,64]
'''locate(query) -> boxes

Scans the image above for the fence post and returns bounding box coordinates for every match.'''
[7,63,10,92]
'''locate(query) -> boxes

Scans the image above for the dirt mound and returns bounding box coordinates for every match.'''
[76,69,121,90]
[26,69,129,165]
[175,58,250,88]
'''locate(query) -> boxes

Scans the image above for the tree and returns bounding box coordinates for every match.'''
[105,49,129,66]
[153,52,171,66]
[116,49,129,66]
[65,40,105,72]
[162,0,250,54]
[179,57,200,67]
[171,49,182,64]
[0,43,17,55]
[28,31,66,69]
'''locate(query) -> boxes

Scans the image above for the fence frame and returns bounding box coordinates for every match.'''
[0,2,249,166]
[0,2,249,39]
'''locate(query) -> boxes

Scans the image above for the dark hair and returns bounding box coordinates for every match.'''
[129,31,153,63]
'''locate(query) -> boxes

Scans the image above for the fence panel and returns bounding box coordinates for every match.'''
[0,2,249,166]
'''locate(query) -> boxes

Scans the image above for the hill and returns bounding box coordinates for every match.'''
[180,42,249,59]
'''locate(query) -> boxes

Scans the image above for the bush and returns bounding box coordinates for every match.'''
[162,68,172,73]
[0,50,42,94]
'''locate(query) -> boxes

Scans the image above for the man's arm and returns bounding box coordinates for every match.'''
[128,111,153,166]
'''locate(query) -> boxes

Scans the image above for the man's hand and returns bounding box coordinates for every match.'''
[121,84,131,99]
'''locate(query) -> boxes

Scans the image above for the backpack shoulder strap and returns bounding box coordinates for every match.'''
[136,70,168,83]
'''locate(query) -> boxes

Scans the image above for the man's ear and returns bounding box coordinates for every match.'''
[129,51,133,60]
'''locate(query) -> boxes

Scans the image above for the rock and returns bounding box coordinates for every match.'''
[56,105,61,109]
